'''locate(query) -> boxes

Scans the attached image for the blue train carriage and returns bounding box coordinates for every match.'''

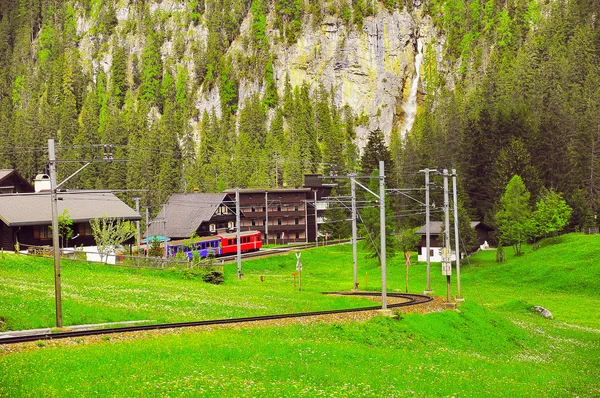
[167,236,222,260]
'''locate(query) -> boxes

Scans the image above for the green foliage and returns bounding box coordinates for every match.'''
[57,209,73,249]
[396,227,421,254]
[360,128,392,176]
[532,188,572,240]
[90,217,137,262]
[495,243,505,263]
[140,31,163,106]
[358,169,398,260]
[495,175,533,255]
[202,270,224,284]
[111,45,128,107]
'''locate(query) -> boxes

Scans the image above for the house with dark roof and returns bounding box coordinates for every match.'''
[223,175,335,244]
[0,169,34,194]
[415,221,493,262]
[145,193,236,240]
[0,191,142,251]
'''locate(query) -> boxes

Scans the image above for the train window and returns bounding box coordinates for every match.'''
[229,239,233,246]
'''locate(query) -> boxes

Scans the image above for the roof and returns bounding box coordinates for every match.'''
[0,169,34,191]
[223,188,311,194]
[0,191,141,227]
[219,230,262,239]
[415,221,491,235]
[147,193,231,238]
[0,170,13,180]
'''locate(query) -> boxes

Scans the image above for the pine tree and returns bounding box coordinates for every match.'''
[360,128,391,176]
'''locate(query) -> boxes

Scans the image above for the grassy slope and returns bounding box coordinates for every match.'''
[1,234,599,397]
[0,244,381,331]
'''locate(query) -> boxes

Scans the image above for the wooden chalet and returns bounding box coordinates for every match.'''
[415,221,493,262]
[0,191,142,251]
[145,193,236,240]
[0,169,34,194]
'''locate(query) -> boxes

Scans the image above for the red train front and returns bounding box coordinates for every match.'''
[219,230,263,256]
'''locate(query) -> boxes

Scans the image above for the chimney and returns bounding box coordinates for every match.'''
[34,174,51,192]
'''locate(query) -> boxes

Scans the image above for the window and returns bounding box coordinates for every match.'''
[209,224,216,232]
[251,219,256,226]
[84,223,93,236]
[294,218,299,225]
[277,205,281,211]
[38,226,51,239]
[262,206,266,212]
[294,205,299,211]
[277,218,282,225]
[251,206,255,212]
[295,232,300,239]
[262,219,266,226]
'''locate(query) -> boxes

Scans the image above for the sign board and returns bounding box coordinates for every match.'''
[442,262,452,276]
[295,252,302,271]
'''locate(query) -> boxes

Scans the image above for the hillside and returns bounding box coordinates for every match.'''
[0,0,599,226]
[1,234,599,396]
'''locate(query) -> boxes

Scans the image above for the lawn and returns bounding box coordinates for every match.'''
[0,244,385,331]
[1,234,599,397]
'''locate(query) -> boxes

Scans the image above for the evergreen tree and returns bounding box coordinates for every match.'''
[360,128,391,176]
[495,175,533,255]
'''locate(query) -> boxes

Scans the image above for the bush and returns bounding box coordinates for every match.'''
[202,270,224,285]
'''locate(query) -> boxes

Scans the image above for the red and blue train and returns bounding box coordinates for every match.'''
[166,230,263,260]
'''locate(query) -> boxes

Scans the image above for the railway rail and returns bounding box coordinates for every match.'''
[220,239,354,262]
[0,292,432,345]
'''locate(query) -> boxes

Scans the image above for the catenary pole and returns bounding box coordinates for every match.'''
[379,161,387,310]
[236,189,242,279]
[351,175,358,290]
[424,168,433,293]
[133,197,141,249]
[264,191,269,244]
[452,169,463,301]
[314,190,318,247]
[443,169,452,304]
[48,139,62,328]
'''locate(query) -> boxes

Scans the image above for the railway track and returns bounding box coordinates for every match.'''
[220,239,354,262]
[0,292,432,345]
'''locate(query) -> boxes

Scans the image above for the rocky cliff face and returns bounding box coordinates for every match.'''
[270,8,438,147]
[74,1,442,149]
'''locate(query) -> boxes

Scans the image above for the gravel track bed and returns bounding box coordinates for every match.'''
[0,296,445,355]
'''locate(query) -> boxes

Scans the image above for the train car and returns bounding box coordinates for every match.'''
[166,236,222,260]
[219,230,263,256]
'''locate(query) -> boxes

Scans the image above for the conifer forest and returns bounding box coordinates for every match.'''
[0,0,599,232]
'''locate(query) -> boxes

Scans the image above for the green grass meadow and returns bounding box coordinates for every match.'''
[1,234,599,397]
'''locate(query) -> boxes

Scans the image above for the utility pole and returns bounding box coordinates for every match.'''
[264,191,269,244]
[442,169,454,308]
[145,206,150,256]
[379,161,388,311]
[162,205,167,260]
[236,189,242,279]
[421,168,433,294]
[314,190,318,247]
[452,169,463,301]
[351,175,358,290]
[48,139,62,328]
[133,197,141,249]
